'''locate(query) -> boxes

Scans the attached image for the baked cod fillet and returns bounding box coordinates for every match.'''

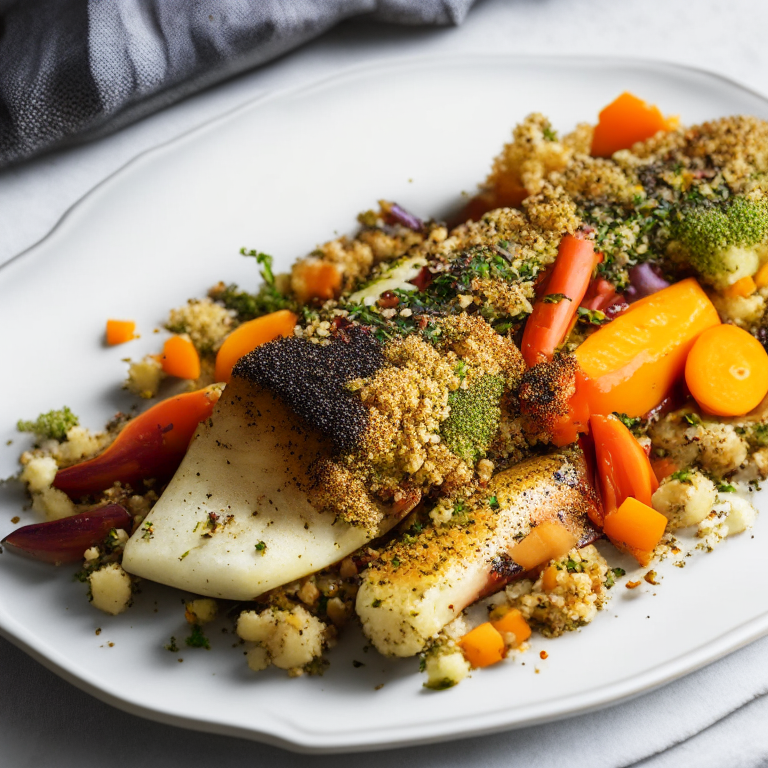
[356,450,600,657]
[122,377,416,600]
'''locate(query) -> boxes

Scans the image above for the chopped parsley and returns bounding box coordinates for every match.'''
[255,541,267,554]
[670,469,693,484]
[604,567,626,589]
[185,624,211,650]
[577,307,607,325]
[165,636,179,653]
[541,293,571,304]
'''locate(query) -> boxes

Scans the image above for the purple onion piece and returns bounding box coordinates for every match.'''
[387,203,423,232]
[625,263,671,303]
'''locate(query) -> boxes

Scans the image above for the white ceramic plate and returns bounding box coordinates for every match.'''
[2,55,768,754]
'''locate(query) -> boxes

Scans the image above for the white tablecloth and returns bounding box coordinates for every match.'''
[3,1,768,765]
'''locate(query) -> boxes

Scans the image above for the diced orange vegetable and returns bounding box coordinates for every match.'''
[491,608,532,647]
[106,319,136,346]
[292,260,343,304]
[574,278,721,417]
[521,235,600,367]
[591,92,677,158]
[591,414,658,518]
[161,335,200,380]
[459,622,506,668]
[755,262,768,289]
[603,497,667,564]
[723,275,757,299]
[685,324,768,417]
[509,520,578,571]
[541,565,559,593]
[214,309,297,383]
[463,176,528,221]
[549,368,591,447]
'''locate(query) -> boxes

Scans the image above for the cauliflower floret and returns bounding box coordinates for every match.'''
[125,355,165,399]
[185,598,218,625]
[711,291,765,329]
[20,456,58,493]
[89,563,132,615]
[166,298,233,353]
[505,545,610,637]
[55,426,106,465]
[236,605,326,674]
[32,487,76,520]
[423,648,471,690]
[652,470,717,529]
[722,495,758,535]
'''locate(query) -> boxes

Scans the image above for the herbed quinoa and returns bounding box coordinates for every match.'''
[8,94,768,687]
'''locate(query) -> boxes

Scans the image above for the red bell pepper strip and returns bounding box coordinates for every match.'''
[53,386,221,498]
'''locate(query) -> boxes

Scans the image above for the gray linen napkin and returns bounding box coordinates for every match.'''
[0,0,477,168]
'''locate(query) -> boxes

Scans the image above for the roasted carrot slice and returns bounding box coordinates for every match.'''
[685,324,768,417]
[106,319,136,345]
[521,235,600,367]
[574,278,720,417]
[214,309,297,383]
[591,92,678,158]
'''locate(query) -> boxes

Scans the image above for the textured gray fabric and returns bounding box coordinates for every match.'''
[0,0,477,167]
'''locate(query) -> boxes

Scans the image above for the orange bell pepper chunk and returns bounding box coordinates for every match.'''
[161,335,201,380]
[603,497,667,565]
[215,309,297,383]
[53,386,221,498]
[521,235,601,367]
[591,92,678,158]
[106,319,136,346]
[685,324,768,417]
[491,608,532,647]
[590,413,658,518]
[574,278,720,417]
[508,520,577,571]
[459,622,506,668]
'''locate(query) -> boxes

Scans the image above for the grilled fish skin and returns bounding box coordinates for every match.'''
[356,450,600,657]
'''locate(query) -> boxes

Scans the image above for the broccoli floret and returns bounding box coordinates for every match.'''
[671,196,768,287]
[17,407,79,441]
[440,375,504,464]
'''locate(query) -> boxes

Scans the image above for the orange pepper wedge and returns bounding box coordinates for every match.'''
[603,497,667,565]
[591,92,678,158]
[215,309,297,383]
[574,278,720,417]
[590,413,658,518]
[161,335,201,380]
[459,622,506,668]
[521,235,601,367]
[53,386,221,498]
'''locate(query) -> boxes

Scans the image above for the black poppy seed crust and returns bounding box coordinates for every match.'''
[232,327,384,453]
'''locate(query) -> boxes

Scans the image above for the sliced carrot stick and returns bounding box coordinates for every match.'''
[574,278,721,417]
[603,497,667,564]
[458,622,506,668]
[509,520,577,571]
[521,235,600,367]
[106,319,136,346]
[591,92,677,158]
[214,309,297,383]
[685,325,768,417]
[590,414,658,517]
[161,335,200,380]
[491,608,531,646]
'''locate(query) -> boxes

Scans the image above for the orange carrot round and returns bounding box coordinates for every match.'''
[685,325,768,417]
[590,414,658,517]
[591,92,677,158]
[603,496,667,563]
[106,319,136,346]
[215,309,297,383]
[458,622,506,668]
[491,608,531,646]
[161,335,201,380]
[521,235,600,367]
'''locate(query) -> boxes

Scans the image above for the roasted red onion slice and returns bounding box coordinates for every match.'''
[625,263,671,303]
